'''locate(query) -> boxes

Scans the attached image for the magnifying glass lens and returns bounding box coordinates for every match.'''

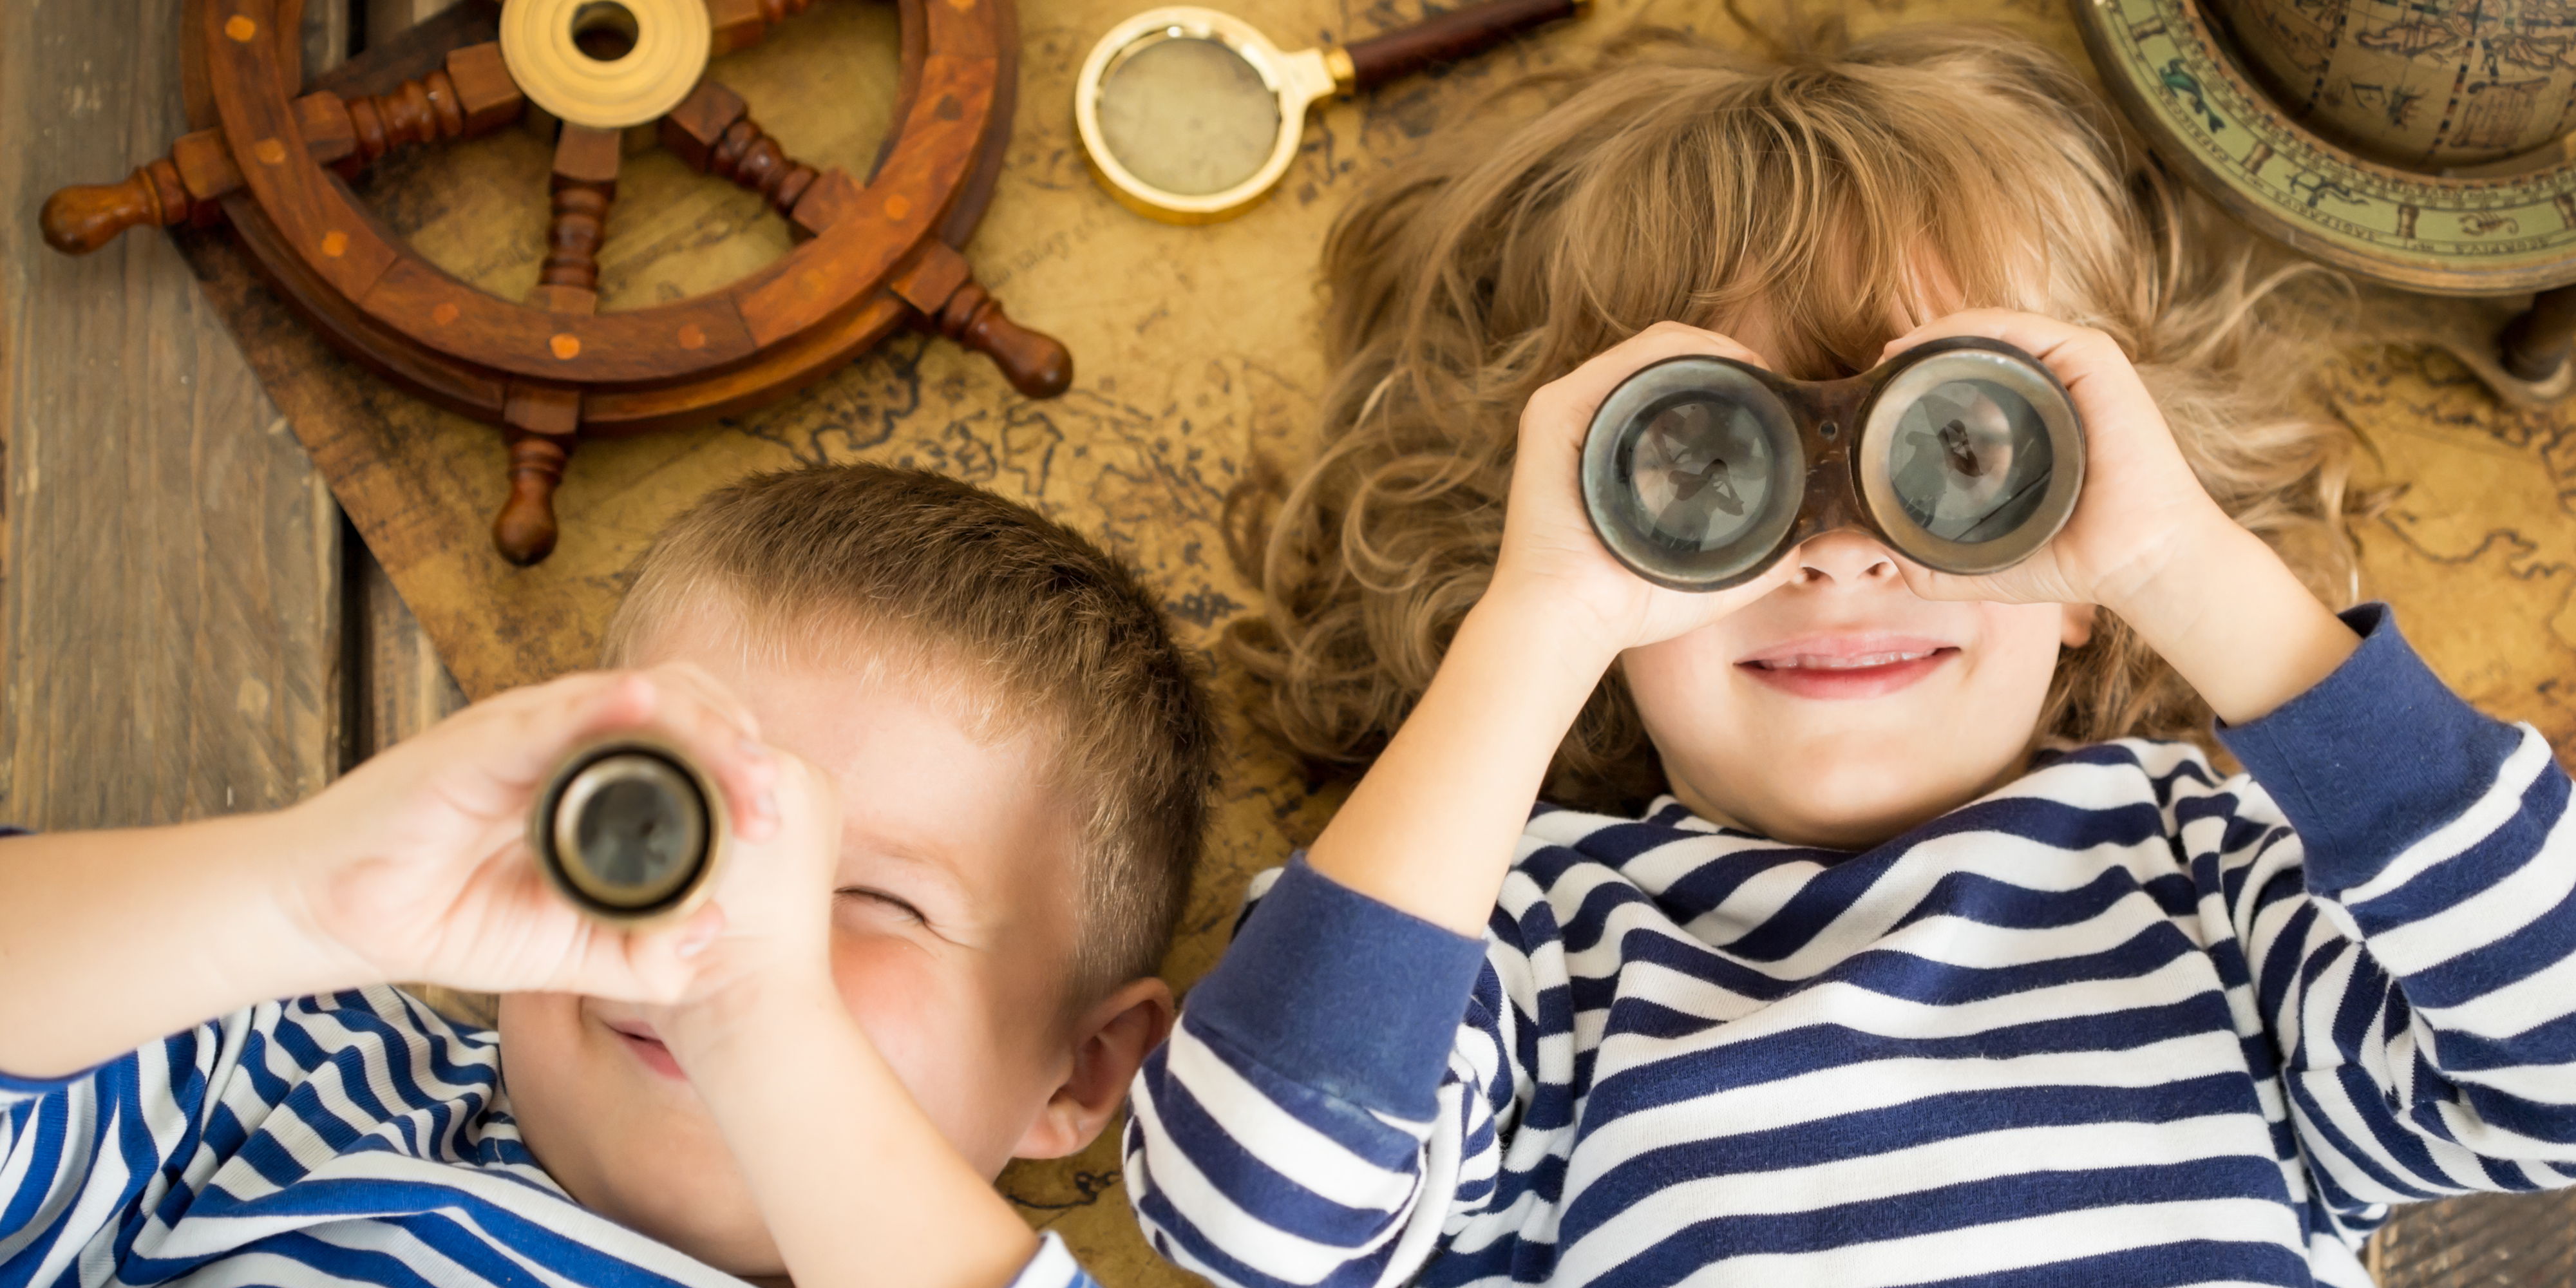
[1627,398,1776,552]
[1096,36,1283,197]
[1884,379,2055,544]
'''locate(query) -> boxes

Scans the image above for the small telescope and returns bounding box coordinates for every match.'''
[529,739,726,925]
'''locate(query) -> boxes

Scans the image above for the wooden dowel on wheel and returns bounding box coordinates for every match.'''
[493,428,576,565]
[659,81,820,218]
[540,124,622,307]
[707,0,820,52]
[39,160,195,254]
[39,43,522,256]
[486,125,622,564]
[891,241,1073,398]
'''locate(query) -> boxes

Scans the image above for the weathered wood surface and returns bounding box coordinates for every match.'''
[1,0,348,828]
[19,0,2576,1283]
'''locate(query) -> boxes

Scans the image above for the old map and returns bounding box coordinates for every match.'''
[173,0,2576,1283]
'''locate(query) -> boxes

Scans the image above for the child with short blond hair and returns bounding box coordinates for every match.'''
[1,463,1218,1288]
[1123,25,2576,1288]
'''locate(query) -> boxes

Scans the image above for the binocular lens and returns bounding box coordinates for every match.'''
[1580,359,1805,591]
[1625,397,1777,554]
[1580,339,2081,590]
[1882,379,2056,545]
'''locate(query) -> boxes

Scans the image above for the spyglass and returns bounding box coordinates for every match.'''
[529,738,728,925]
[1075,0,1586,223]
[1579,337,2085,591]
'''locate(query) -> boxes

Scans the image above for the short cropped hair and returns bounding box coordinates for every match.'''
[603,464,1220,998]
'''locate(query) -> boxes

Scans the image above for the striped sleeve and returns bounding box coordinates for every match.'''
[1014,1232,1106,1288]
[1,1009,252,1282]
[2215,604,2576,1231]
[0,988,509,1286]
[1123,857,1501,1288]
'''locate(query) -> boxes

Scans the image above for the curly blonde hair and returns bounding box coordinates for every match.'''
[1227,21,2371,814]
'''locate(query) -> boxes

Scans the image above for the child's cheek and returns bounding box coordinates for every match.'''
[826,929,1004,1157]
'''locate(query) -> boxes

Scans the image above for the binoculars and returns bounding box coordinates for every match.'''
[1579,336,2085,591]
[529,739,728,925]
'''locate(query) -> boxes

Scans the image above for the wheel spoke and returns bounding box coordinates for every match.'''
[705,0,820,53]
[659,80,825,223]
[341,43,524,170]
[538,124,622,315]
[36,43,522,254]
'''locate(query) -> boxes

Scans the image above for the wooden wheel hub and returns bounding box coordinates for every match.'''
[41,0,1072,565]
[501,0,711,129]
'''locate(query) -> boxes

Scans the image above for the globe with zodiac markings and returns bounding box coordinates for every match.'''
[2070,0,2576,294]
[2217,0,2576,170]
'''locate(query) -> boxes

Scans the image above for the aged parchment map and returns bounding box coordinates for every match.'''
[171,0,2576,1282]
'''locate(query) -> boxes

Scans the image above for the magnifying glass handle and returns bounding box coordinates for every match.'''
[1340,0,1588,92]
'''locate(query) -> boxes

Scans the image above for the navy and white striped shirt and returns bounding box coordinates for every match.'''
[1124,605,2576,1287]
[0,983,1095,1288]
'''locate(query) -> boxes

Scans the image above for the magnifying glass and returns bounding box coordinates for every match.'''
[1075,0,1588,223]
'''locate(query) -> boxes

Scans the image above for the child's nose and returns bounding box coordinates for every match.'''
[1790,529,1902,586]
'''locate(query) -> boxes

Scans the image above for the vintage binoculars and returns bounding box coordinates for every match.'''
[1578,336,2085,591]
[529,739,728,925]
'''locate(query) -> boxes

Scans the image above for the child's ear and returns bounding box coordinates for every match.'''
[2060,602,2098,649]
[1011,976,1175,1160]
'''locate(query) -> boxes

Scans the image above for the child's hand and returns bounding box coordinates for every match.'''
[1493,321,1800,654]
[1873,309,2234,611]
[285,666,784,1004]
[633,748,847,1052]
[1877,308,2360,724]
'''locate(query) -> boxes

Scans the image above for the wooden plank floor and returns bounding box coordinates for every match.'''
[1,0,348,826]
[0,1,2568,1284]
[0,0,464,824]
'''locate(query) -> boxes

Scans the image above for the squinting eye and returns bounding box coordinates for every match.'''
[836,887,927,925]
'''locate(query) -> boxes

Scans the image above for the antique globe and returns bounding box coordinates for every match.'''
[2216,0,2576,170]
[2073,0,2576,401]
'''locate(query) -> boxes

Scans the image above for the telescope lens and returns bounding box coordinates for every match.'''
[553,750,707,913]
[1625,397,1777,553]
[1094,34,1282,196]
[1882,378,2056,545]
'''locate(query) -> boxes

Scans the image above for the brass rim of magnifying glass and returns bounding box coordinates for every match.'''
[501,0,713,130]
[1854,348,2085,577]
[1074,6,1345,224]
[528,737,729,926]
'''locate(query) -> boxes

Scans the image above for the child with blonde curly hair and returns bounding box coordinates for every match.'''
[1121,23,2576,1288]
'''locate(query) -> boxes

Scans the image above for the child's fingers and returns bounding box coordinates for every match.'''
[560,904,727,1003]
[1522,321,1772,460]
[639,661,763,746]
[484,665,779,842]
[1877,310,2145,404]
[415,672,665,812]
[627,667,782,842]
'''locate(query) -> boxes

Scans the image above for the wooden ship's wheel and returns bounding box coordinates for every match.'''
[41,0,1068,564]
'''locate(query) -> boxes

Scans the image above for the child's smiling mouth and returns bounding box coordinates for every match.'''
[1735,634,1960,700]
[601,1016,687,1081]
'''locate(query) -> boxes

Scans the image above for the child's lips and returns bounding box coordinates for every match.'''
[604,1019,687,1080]
[1735,636,1958,700]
